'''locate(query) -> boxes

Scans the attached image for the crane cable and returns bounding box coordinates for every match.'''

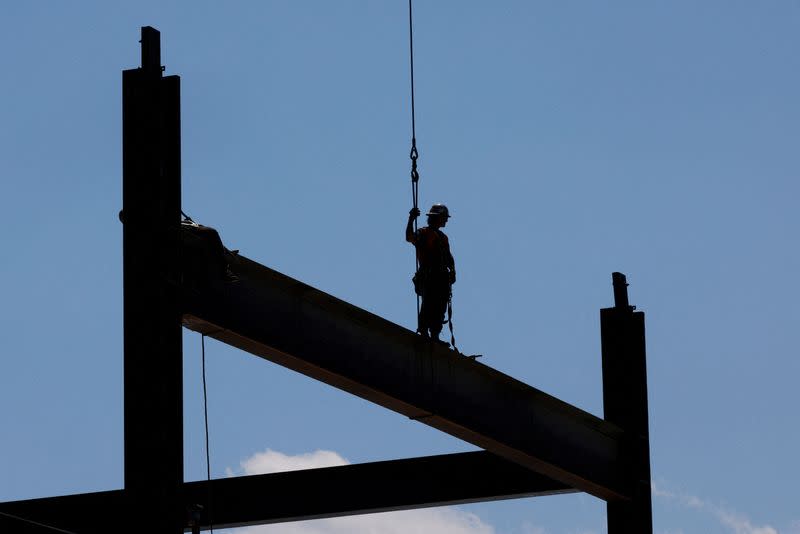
[407,0,458,351]
[407,1,458,351]
[408,0,421,329]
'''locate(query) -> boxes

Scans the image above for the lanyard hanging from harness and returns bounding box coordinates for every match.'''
[407,0,457,352]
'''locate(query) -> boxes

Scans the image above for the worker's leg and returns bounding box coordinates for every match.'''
[427,287,448,339]
[419,290,433,337]
[420,274,448,340]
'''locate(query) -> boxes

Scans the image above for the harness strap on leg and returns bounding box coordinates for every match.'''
[415,270,427,337]
[447,291,457,352]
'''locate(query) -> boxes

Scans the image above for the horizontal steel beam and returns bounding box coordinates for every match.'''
[0,489,122,534]
[0,452,572,532]
[182,254,630,500]
[185,450,572,529]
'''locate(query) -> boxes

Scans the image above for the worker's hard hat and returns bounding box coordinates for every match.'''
[426,203,451,218]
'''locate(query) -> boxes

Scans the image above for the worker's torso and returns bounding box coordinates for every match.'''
[415,227,450,272]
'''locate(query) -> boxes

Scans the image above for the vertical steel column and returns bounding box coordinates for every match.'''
[122,26,184,533]
[601,273,653,533]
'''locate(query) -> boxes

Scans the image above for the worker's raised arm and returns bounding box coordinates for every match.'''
[405,207,420,243]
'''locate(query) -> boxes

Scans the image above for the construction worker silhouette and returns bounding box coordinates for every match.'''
[406,204,456,341]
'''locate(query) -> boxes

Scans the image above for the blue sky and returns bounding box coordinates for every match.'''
[1,2,798,533]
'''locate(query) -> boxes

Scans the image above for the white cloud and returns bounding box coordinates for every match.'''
[652,482,777,534]
[239,448,350,475]
[235,507,495,534]
[225,452,789,534]
[226,448,497,534]
[715,509,778,534]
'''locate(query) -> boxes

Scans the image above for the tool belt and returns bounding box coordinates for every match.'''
[412,268,450,297]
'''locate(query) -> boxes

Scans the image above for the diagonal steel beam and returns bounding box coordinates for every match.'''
[182,254,631,501]
[0,452,572,533]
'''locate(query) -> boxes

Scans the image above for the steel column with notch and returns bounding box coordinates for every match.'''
[601,272,653,533]
[122,26,184,534]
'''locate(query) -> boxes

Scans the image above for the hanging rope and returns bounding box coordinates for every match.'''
[408,0,421,326]
[201,334,214,534]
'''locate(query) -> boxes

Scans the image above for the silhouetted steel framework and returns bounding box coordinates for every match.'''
[0,28,652,534]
